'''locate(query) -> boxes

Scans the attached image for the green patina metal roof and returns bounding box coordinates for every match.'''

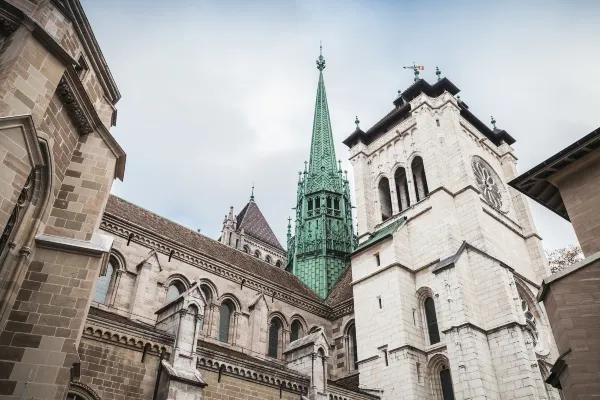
[353,217,407,255]
[306,46,338,193]
[286,47,356,298]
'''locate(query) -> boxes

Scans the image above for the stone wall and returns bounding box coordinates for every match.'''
[78,336,160,400]
[541,260,600,398]
[550,153,600,257]
[200,368,299,400]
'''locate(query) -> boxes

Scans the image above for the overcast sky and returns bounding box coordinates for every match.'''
[81,0,599,252]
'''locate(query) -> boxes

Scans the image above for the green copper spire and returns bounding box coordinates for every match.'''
[307,45,338,193]
[286,47,355,298]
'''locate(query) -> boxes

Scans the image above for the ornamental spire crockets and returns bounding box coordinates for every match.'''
[286,46,355,298]
[307,44,338,193]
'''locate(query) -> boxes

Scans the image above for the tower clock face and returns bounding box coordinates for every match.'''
[471,156,506,213]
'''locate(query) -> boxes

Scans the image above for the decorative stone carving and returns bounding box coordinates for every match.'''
[56,76,94,134]
[471,156,506,213]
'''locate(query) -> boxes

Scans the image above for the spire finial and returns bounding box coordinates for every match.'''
[250,183,255,201]
[436,66,441,81]
[355,116,360,130]
[491,116,497,129]
[316,42,326,71]
[403,62,424,82]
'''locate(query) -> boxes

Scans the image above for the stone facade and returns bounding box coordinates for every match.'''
[0,1,124,399]
[344,79,562,399]
[511,127,600,399]
[0,2,574,400]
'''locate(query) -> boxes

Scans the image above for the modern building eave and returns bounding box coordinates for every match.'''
[508,127,600,221]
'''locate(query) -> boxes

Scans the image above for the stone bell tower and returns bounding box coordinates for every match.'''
[344,68,562,399]
[286,46,355,298]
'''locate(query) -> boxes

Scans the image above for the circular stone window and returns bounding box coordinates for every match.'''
[471,156,507,213]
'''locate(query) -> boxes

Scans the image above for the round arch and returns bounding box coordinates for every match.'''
[217,293,242,312]
[166,273,191,291]
[427,353,455,400]
[67,382,101,400]
[197,278,219,303]
[268,312,289,330]
[109,249,127,271]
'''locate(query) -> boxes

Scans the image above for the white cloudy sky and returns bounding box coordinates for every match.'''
[81,0,600,252]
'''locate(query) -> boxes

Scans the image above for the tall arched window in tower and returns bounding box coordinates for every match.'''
[218,300,234,343]
[424,297,440,344]
[412,156,429,202]
[440,365,455,400]
[93,258,115,304]
[347,323,358,371]
[394,167,410,211]
[290,320,303,342]
[378,177,392,221]
[268,318,282,358]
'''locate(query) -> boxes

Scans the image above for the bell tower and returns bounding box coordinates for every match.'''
[286,46,355,298]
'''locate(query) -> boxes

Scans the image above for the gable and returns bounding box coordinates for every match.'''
[236,201,283,251]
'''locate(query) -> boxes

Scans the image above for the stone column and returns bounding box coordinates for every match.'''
[389,175,400,215]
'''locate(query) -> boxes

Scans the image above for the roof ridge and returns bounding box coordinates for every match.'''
[104,195,321,302]
[108,195,212,240]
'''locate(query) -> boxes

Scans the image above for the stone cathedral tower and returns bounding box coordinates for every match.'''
[286,48,355,298]
[344,72,562,399]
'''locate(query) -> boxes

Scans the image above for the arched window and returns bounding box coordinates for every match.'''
[347,324,358,371]
[440,365,455,400]
[412,156,429,202]
[254,250,261,259]
[394,167,410,211]
[218,300,234,343]
[275,260,282,268]
[424,297,440,344]
[93,258,115,304]
[378,177,392,221]
[165,281,184,304]
[268,318,282,358]
[290,320,303,342]
[243,245,250,253]
[265,255,272,264]
[315,196,321,209]
[308,198,313,213]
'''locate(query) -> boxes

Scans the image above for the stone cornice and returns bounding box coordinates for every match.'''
[86,311,173,345]
[82,319,173,357]
[58,70,126,180]
[330,298,353,319]
[197,346,309,395]
[101,215,333,319]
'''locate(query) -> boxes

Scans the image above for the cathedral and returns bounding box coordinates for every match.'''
[0,1,565,399]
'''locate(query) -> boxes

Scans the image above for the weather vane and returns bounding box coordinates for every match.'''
[403,62,424,82]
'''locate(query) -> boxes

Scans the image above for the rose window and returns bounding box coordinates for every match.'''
[472,156,505,212]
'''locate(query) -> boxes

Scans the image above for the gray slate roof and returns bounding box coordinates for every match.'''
[236,200,284,251]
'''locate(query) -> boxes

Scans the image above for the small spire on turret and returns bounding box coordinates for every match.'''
[304,161,308,173]
[250,183,255,201]
[338,160,343,173]
[491,116,497,130]
[316,41,326,71]
[355,116,360,130]
[436,66,441,81]
[287,217,292,236]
